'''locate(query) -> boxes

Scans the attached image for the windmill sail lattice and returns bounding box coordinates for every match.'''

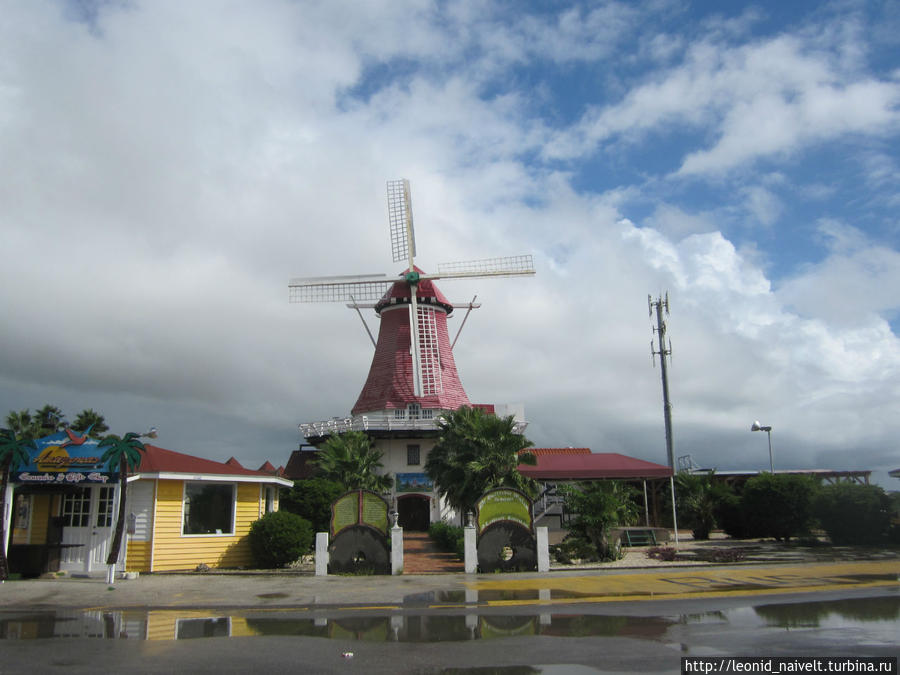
[416,305,442,396]
[289,179,535,411]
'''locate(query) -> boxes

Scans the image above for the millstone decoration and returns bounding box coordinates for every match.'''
[328,490,391,574]
[475,488,537,573]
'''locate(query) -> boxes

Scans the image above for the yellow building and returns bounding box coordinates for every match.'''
[7,438,291,576]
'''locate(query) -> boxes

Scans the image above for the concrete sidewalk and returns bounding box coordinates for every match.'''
[3,556,899,611]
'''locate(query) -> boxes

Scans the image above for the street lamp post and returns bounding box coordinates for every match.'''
[750,421,774,473]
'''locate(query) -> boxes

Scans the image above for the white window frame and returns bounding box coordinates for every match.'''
[181,482,236,537]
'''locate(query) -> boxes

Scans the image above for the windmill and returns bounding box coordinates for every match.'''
[289,179,535,408]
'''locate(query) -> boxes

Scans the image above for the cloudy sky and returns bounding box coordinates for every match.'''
[2,0,899,486]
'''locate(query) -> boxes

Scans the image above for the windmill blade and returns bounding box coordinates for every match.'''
[289,273,394,303]
[387,179,416,266]
[432,254,535,280]
[344,301,482,310]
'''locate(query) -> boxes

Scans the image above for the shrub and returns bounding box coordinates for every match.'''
[647,546,677,561]
[428,521,465,560]
[813,483,892,545]
[717,491,750,539]
[676,472,734,540]
[696,548,746,563]
[279,478,344,534]
[248,511,313,569]
[741,473,819,541]
[560,481,639,561]
[552,536,601,564]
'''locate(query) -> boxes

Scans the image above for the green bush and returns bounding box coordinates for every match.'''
[741,473,819,541]
[278,478,344,534]
[428,521,465,560]
[717,490,750,539]
[248,511,313,569]
[675,472,734,540]
[552,536,600,564]
[813,483,892,545]
[560,481,639,561]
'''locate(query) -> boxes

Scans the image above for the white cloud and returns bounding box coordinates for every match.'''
[1,1,899,485]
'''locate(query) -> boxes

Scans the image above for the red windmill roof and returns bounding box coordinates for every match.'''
[374,267,454,314]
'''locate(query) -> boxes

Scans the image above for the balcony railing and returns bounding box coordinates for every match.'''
[298,411,527,438]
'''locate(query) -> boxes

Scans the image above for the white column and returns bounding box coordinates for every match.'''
[536,526,550,572]
[464,525,477,573]
[2,483,14,562]
[391,525,403,575]
[315,532,329,576]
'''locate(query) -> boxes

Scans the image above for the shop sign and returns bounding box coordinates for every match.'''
[14,429,116,484]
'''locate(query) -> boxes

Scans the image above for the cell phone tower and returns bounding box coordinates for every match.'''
[649,293,674,470]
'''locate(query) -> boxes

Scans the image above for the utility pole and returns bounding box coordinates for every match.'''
[649,293,678,547]
[649,293,674,470]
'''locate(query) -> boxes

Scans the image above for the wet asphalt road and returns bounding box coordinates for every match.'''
[1,560,897,673]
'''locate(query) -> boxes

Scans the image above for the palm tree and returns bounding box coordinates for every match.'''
[71,409,109,438]
[4,405,67,440]
[560,480,640,561]
[315,431,393,493]
[34,405,66,437]
[4,410,39,440]
[0,428,37,581]
[425,406,537,518]
[98,431,152,584]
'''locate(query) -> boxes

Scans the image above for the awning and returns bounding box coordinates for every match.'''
[519,452,672,481]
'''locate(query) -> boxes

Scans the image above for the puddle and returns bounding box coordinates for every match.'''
[0,610,670,642]
[1,596,897,644]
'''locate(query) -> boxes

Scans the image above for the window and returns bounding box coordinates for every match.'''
[408,403,421,420]
[421,408,434,419]
[393,408,406,420]
[96,486,114,527]
[183,483,235,535]
[61,488,90,527]
[264,486,276,514]
[407,444,420,466]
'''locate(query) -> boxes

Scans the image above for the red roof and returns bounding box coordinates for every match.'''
[529,448,591,456]
[283,448,320,480]
[136,444,282,479]
[519,451,672,480]
[374,268,454,314]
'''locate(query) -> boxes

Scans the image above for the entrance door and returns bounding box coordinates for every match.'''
[59,486,114,574]
[397,495,430,531]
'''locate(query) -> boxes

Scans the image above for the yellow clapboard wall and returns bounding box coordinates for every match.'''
[149,479,258,572]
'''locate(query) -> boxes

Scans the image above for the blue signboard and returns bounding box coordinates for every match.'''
[396,472,433,494]
[15,429,115,485]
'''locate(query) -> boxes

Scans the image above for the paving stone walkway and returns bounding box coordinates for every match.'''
[402,531,464,574]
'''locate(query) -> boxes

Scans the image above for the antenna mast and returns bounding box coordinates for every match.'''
[649,293,674,470]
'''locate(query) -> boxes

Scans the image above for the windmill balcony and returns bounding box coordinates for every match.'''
[298,411,527,439]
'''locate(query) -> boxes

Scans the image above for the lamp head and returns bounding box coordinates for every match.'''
[751,421,771,432]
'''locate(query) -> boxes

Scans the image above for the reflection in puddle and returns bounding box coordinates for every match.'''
[1,596,897,644]
[0,610,671,642]
[753,595,900,628]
